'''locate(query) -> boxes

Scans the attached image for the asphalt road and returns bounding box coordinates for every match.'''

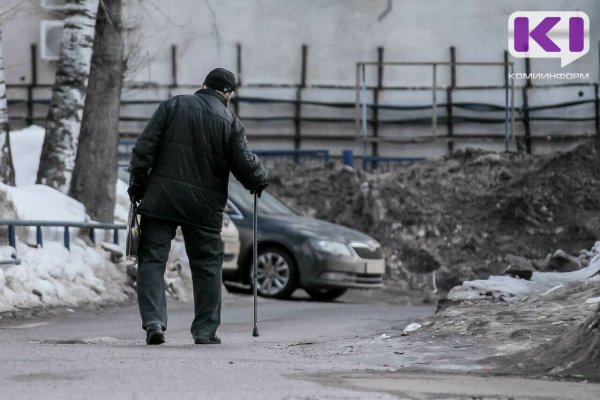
[0,292,599,400]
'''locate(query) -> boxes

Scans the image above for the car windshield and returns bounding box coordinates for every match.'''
[228,180,296,216]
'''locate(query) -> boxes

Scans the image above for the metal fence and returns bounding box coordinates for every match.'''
[6,44,599,158]
[0,220,127,265]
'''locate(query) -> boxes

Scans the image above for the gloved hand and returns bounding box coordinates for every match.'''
[128,170,148,204]
[250,181,269,198]
[127,183,145,204]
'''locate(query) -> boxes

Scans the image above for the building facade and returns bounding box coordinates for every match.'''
[2,0,599,161]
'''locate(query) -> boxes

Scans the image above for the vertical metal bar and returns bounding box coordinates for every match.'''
[113,229,119,245]
[450,46,457,87]
[89,228,95,244]
[447,47,456,153]
[36,226,43,248]
[234,43,242,116]
[252,192,259,337]
[510,64,516,152]
[27,44,37,126]
[63,226,70,250]
[342,150,353,167]
[31,43,38,86]
[372,46,384,161]
[360,64,368,169]
[523,58,533,153]
[595,82,599,138]
[504,51,510,152]
[522,86,532,154]
[170,44,177,87]
[294,45,307,153]
[432,64,438,135]
[8,225,16,248]
[355,63,361,139]
[236,43,243,86]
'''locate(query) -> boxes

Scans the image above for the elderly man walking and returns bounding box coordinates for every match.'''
[128,68,269,345]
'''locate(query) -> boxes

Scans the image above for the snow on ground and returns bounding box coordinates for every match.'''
[0,181,134,313]
[0,239,133,313]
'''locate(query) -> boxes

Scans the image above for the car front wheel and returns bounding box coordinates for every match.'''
[250,247,298,299]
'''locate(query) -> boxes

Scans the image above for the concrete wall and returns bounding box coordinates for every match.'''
[1,0,599,158]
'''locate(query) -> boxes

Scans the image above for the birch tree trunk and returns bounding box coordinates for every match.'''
[0,31,15,186]
[36,0,99,193]
[69,0,124,222]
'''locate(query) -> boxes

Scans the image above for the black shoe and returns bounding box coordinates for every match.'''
[194,334,221,345]
[145,324,165,345]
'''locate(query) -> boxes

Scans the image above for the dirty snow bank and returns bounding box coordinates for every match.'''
[448,242,600,301]
[0,239,133,313]
[0,180,135,313]
[386,242,600,381]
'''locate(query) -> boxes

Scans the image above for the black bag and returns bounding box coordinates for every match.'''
[126,203,141,261]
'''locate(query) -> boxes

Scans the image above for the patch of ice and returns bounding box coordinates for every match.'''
[541,285,564,296]
[585,296,600,304]
[403,323,423,334]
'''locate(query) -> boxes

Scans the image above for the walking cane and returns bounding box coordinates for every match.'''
[252,192,259,337]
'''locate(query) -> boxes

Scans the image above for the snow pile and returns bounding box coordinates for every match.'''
[0,125,134,313]
[447,241,600,301]
[0,239,133,313]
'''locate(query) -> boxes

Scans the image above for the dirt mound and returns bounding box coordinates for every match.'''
[267,140,600,293]
[495,305,600,381]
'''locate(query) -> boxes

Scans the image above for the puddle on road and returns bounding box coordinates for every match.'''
[11,372,84,382]
[39,336,120,345]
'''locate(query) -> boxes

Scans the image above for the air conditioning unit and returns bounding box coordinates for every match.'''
[40,0,70,11]
[40,20,64,61]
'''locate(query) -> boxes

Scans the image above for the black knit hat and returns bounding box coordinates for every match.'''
[204,68,237,93]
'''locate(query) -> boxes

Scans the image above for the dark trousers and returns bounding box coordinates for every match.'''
[137,215,223,340]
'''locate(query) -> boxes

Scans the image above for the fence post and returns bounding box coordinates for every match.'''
[446,46,456,153]
[234,43,242,116]
[432,64,438,137]
[294,45,308,155]
[8,225,16,248]
[522,58,533,153]
[63,226,70,250]
[170,45,178,88]
[503,50,510,152]
[342,149,354,167]
[89,228,95,244]
[27,44,37,126]
[372,46,384,161]
[36,226,43,248]
[595,82,599,138]
[113,228,119,245]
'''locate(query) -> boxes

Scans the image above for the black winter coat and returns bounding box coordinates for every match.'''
[128,89,268,232]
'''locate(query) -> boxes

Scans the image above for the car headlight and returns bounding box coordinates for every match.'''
[311,240,352,257]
